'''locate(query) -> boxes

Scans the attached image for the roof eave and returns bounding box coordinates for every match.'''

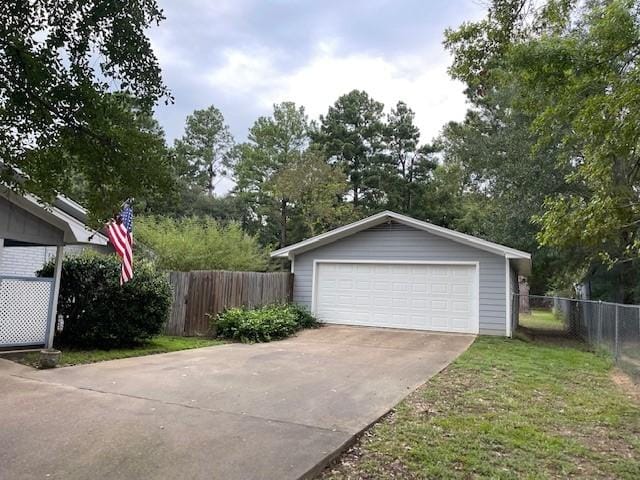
[271,211,532,260]
[1,187,108,246]
[270,211,392,258]
[508,256,532,276]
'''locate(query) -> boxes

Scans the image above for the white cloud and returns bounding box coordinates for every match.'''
[206,42,468,143]
[206,48,277,97]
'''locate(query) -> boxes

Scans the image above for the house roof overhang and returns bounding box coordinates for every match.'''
[1,186,109,247]
[271,210,532,276]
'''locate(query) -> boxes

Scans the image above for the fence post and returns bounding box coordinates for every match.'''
[568,300,576,337]
[598,300,603,345]
[614,304,620,361]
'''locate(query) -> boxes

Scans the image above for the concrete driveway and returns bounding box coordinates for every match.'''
[0,325,473,480]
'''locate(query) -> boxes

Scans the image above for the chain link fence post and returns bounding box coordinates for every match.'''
[598,300,603,346]
[614,304,620,360]
[515,295,640,381]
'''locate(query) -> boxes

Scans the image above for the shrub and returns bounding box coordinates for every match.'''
[286,303,318,329]
[135,216,269,271]
[38,254,171,348]
[214,303,319,343]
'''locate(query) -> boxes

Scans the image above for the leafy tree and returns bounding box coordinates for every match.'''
[444,0,640,299]
[315,90,386,209]
[269,149,355,237]
[435,97,577,292]
[0,0,171,220]
[384,102,438,214]
[135,216,269,272]
[174,106,235,197]
[142,182,247,223]
[62,94,172,217]
[515,1,640,283]
[235,102,309,247]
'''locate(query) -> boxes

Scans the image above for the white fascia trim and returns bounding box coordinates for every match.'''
[386,211,530,259]
[505,256,512,338]
[271,211,390,258]
[271,210,531,261]
[27,193,108,245]
[310,259,481,335]
[1,188,108,245]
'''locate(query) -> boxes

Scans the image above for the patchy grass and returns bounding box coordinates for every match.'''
[519,308,565,331]
[1,336,224,368]
[321,337,640,480]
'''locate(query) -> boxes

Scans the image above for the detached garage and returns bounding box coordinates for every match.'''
[271,211,531,336]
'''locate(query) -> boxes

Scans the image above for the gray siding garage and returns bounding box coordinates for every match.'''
[272,211,530,337]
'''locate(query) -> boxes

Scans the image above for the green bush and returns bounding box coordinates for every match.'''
[286,302,318,329]
[38,254,172,348]
[135,216,269,271]
[214,304,319,343]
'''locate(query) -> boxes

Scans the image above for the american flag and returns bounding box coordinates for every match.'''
[107,203,134,285]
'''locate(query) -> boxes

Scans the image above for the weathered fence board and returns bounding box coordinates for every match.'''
[164,270,294,336]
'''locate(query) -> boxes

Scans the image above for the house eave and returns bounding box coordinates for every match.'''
[0,187,108,246]
[271,211,531,267]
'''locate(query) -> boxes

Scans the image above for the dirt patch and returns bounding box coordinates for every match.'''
[612,369,640,404]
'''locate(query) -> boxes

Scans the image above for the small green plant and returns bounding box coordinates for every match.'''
[286,303,318,329]
[213,303,319,343]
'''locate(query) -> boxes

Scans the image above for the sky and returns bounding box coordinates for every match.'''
[149,0,487,191]
[149,0,485,142]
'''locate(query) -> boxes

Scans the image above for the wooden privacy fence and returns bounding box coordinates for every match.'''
[164,270,294,336]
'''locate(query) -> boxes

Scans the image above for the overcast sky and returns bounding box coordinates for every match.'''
[150,0,486,149]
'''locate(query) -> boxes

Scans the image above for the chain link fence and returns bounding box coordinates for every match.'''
[514,294,640,382]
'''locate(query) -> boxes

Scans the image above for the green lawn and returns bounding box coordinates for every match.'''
[321,337,640,480]
[519,308,566,331]
[2,336,224,368]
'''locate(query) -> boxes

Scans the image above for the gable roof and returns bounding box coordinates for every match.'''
[1,186,109,246]
[271,210,531,275]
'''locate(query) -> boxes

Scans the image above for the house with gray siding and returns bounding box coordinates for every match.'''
[0,192,109,277]
[1,187,109,349]
[271,211,530,337]
[0,245,101,277]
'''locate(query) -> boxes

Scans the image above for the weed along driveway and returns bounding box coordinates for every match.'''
[0,325,473,480]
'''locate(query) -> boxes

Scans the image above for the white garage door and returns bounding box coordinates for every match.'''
[314,262,478,333]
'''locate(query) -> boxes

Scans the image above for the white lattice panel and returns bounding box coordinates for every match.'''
[0,277,53,347]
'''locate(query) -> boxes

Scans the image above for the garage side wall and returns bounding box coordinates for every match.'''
[293,222,508,335]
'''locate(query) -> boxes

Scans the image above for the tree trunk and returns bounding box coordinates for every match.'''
[208,163,215,197]
[406,155,413,211]
[618,258,634,303]
[280,197,288,248]
[352,156,360,207]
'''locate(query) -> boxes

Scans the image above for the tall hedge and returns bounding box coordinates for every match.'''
[135,216,269,272]
[38,254,171,348]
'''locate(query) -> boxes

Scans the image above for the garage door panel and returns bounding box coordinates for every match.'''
[452,284,471,295]
[452,300,471,313]
[431,299,448,312]
[354,295,370,306]
[431,316,449,328]
[412,283,427,293]
[315,262,478,333]
[355,264,371,274]
[431,283,448,294]
[411,298,426,308]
